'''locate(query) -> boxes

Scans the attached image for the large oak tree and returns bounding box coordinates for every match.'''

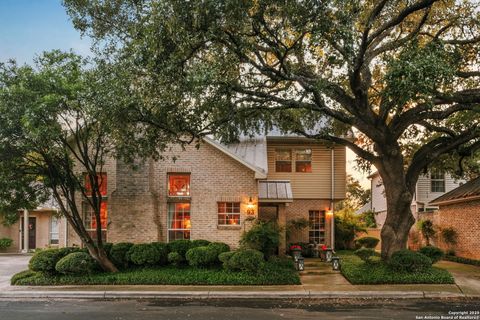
[64,0,480,259]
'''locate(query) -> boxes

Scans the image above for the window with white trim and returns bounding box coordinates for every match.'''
[168,203,191,241]
[50,216,59,245]
[430,170,445,193]
[217,202,240,226]
[308,210,326,244]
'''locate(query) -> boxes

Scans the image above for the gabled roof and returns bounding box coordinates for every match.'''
[430,177,480,206]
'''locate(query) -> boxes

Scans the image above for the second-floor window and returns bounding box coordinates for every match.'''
[168,174,190,196]
[295,149,312,172]
[431,170,445,193]
[275,149,292,172]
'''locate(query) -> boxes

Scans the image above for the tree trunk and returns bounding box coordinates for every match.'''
[85,242,119,272]
[380,171,416,260]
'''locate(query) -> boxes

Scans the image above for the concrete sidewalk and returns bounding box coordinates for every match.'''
[0,257,478,300]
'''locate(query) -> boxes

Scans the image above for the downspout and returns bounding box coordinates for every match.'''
[331,147,335,250]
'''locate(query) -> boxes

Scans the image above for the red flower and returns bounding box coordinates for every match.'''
[290,245,302,251]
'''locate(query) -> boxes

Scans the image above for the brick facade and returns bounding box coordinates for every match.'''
[408,200,480,260]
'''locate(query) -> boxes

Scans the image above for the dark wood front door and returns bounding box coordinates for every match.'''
[21,217,36,250]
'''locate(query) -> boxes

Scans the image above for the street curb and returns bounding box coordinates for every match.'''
[0,290,473,300]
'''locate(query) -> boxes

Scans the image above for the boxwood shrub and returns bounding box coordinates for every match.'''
[127,243,168,266]
[355,237,380,249]
[109,242,134,269]
[55,252,98,275]
[0,237,13,250]
[29,247,81,274]
[185,246,218,267]
[388,249,432,273]
[190,240,211,248]
[354,248,376,263]
[168,252,184,266]
[224,249,265,273]
[419,246,444,264]
[219,251,235,264]
[167,240,192,258]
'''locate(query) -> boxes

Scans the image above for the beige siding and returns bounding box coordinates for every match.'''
[266,142,346,199]
[416,173,464,208]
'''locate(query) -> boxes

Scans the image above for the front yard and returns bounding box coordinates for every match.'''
[337,251,455,285]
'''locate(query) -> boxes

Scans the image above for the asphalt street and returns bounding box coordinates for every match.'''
[0,298,479,320]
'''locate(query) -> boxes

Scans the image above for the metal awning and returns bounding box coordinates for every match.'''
[258,180,293,202]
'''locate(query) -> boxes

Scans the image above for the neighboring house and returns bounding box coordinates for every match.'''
[0,198,67,253]
[66,131,347,253]
[427,177,480,259]
[368,171,464,228]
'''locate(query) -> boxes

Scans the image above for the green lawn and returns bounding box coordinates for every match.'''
[337,251,455,285]
[12,263,300,286]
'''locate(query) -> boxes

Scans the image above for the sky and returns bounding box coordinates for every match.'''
[0,0,370,189]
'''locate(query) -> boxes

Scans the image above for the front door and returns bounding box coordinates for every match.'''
[21,217,36,250]
[258,204,278,222]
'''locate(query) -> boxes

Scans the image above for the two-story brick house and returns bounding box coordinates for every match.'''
[67,131,346,253]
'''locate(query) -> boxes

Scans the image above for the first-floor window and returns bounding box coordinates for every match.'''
[168,203,191,241]
[308,210,325,244]
[83,201,108,242]
[50,216,59,245]
[217,202,240,226]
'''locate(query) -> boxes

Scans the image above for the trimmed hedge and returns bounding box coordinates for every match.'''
[190,240,211,248]
[355,237,380,249]
[185,246,218,267]
[389,250,432,273]
[127,243,168,266]
[109,242,134,269]
[168,252,184,266]
[268,255,295,270]
[29,247,81,274]
[167,240,192,258]
[419,246,444,264]
[337,251,454,284]
[224,249,265,273]
[219,251,235,264]
[444,255,480,266]
[55,252,98,275]
[354,248,377,263]
[12,263,301,286]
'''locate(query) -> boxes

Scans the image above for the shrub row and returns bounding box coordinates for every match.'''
[444,254,480,266]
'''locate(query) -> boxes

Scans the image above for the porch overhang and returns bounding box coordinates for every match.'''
[258,180,293,203]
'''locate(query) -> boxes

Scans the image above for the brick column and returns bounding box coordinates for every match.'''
[278,204,287,256]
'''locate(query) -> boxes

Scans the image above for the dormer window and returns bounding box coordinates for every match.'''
[168,174,190,196]
[275,149,292,172]
[295,149,312,172]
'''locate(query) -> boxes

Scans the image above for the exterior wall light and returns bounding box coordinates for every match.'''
[246,196,255,216]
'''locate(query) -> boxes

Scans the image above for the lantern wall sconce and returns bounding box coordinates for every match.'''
[246,196,256,216]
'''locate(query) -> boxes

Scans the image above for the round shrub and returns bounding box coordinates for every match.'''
[241,221,281,259]
[127,243,167,266]
[109,242,134,269]
[354,248,376,263]
[207,242,230,255]
[55,252,98,275]
[151,242,169,265]
[185,246,218,267]
[224,249,265,273]
[218,251,235,264]
[355,237,380,249]
[168,252,184,266]
[190,240,211,248]
[0,237,13,250]
[419,246,445,264]
[167,240,192,258]
[389,249,432,273]
[268,255,295,270]
[29,247,80,274]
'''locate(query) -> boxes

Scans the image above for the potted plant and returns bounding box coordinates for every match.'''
[289,244,302,261]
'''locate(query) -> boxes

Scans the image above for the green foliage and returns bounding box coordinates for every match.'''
[207,242,230,255]
[167,240,192,258]
[359,210,377,228]
[167,252,184,266]
[12,263,300,286]
[338,251,454,285]
[127,243,168,266]
[286,218,309,242]
[218,251,235,264]
[334,211,366,250]
[109,242,134,270]
[241,220,281,258]
[223,249,265,273]
[337,175,371,211]
[419,246,445,264]
[388,250,432,273]
[190,240,211,248]
[0,237,13,249]
[29,247,81,274]
[417,219,436,246]
[268,255,295,270]
[441,227,458,246]
[185,246,218,268]
[444,255,480,266]
[355,237,380,249]
[354,248,377,264]
[55,252,98,275]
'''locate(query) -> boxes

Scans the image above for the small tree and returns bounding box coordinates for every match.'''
[417,219,436,246]
[441,227,458,254]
